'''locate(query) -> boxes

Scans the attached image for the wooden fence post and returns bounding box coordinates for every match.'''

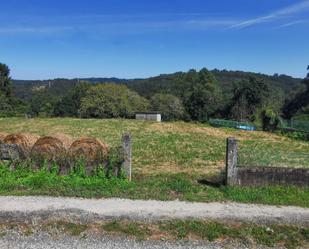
[122,133,132,181]
[226,137,238,186]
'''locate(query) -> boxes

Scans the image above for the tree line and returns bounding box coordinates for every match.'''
[1,62,308,129]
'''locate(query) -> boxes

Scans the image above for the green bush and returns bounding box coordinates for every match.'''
[261,109,282,131]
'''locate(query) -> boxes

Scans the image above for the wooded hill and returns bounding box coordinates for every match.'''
[12,69,301,100]
[4,64,308,127]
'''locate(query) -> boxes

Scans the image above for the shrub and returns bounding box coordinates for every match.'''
[150,93,185,121]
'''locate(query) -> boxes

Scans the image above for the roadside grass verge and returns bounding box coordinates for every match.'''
[2,220,308,249]
[0,161,132,198]
[1,162,309,207]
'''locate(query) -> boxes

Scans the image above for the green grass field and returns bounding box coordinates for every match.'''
[0,117,309,206]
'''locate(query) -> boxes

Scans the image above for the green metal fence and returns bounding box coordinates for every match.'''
[280,119,309,132]
[209,119,256,131]
[209,118,309,133]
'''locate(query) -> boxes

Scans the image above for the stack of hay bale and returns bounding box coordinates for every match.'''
[0,132,110,175]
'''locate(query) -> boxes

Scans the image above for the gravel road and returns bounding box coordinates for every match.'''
[0,196,308,225]
[0,232,277,249]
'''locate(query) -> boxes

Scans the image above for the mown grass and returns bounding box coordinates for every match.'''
[1,117,308,170]
[0,117,308,206]
[238,139,309,167]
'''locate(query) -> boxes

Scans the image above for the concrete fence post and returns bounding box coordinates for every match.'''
[0,144,23,161]
[226,137,238,186]
[122,133,132,181]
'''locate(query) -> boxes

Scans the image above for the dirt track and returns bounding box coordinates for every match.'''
[0,196,308,225]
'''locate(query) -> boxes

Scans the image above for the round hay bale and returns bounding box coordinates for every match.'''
[69,137,108,160]
[51,133,73,149]
[0,132,8,143]
[31,136,66,159]
[24,133,40,147]
[3,133,40,151]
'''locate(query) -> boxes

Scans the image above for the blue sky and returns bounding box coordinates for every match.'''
[0,0,308,79]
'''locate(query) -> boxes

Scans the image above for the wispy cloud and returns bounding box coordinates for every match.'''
[0,26,73,34]
[0,18,238,36]
[277,19,308,28]
[230,0,309,29]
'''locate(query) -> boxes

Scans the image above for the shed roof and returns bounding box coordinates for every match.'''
[135,112,161,115]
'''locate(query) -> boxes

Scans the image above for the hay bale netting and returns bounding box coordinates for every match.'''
[31,136,66,160]
[3,133,40,152]
[69,137,109,161]
[51,133,73,149]
[0,132,9,143]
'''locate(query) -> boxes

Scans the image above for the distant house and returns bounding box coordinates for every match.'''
[135,112,161,122]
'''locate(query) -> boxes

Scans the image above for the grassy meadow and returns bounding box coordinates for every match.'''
[0,117,309,206]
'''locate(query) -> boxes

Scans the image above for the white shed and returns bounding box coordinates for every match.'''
[135,112,161,122]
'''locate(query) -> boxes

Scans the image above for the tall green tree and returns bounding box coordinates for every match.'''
[185,68,222,122]
[0,63,12,99]
[283,71,309,118]
[28,90,57,117]
[0,63,14,116]
[54,82,91,117]
[229,77,270,121]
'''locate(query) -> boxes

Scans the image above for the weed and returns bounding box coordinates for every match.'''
[43,221,88,236]
[64,222,87,236]
[0,231,6,237]
[103,221,150,240]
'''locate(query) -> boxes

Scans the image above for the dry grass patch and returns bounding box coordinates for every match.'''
[0,117,308,171]
[139,161,224,175]
[148,122,232,137]
[148,122,286,142]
